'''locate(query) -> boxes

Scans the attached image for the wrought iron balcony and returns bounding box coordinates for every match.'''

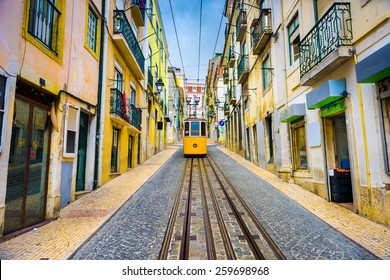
[236,9,247,42]
[224,102,230,115]
[228,86,236,105]
[237,55,249,84]
[113,10,145,79]
[299,3,353,85]
[110,88,142,130]
[228,46,236,68]
[223,68,229,84]
[131,0,146,26]
[251,8,272,55]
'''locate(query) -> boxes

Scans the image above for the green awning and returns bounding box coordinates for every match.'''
[306,80,345,109]
[280,103,306,123]
[356,43,390,83]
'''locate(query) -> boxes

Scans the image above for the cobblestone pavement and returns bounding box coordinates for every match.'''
[0,143,389,260]
[72,150,186,260]
[214,146,390,259]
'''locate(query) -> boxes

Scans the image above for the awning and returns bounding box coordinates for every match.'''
[306,79,345,109]
[280,103,306,123]
[356,43,390,83]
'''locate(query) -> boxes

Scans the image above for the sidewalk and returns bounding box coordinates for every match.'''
[217,146,390,260]
[0,146,179,260]
[0,143,389,260]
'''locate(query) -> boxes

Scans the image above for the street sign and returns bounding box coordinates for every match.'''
[219,120,225,127]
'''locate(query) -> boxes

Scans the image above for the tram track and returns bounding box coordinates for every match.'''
[159,156,286,260]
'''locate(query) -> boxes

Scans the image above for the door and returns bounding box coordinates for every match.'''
[5,98,50,234]
[76,112,88,192]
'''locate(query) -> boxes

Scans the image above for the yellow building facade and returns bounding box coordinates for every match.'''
[0,0,102,236]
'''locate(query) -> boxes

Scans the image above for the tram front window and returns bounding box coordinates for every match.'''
[191,122,200,136]
[185,122,190,136]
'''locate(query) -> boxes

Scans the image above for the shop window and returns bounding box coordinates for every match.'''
[63,105,80,157]
[0,75,5,149]
[291,117,308,170]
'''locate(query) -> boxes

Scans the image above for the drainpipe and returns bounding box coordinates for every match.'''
[94,0,107,190]
[354,53,372,205]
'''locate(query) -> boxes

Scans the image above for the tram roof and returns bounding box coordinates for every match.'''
[184,117,207,122]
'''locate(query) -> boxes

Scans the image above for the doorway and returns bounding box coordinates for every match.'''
[5,97,50,234]
[325,113,353,204]
[75,111,89,192]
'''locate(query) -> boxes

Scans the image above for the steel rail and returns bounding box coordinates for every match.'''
[197,158,217,260]
[201,158,236,260]
[158,158,190,259]
[207,156,265,260]
[179,159,194,260]
[208,155,286,260]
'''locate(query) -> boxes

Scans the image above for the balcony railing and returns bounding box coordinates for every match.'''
[113,10,145,73]
[228,86,236,105]
[223,68,229,84]
[228,46,236,67]
[236,9,247,42]
[237,55,249,84]
[251,8,272,55]
[28,0,61,55]
[110,88,142,130]
[299,3,352,78]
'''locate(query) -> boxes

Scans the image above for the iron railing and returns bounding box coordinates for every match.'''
[299,3,352,78]
[251,8,272,53]
[236,9,247,38]
[28,0,61,55]
[113,10,145,73]
[238,55,249,80]
[110,88,142,130]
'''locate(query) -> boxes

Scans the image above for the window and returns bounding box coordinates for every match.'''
[149,0,153,16]
[191,122,200,136]
[156,22,159,44]
[28,0,61,54]
[63,105,80,157]
[291,117,308,170]
[287,14,300,65]
[201,122,206,137]
[111,128,119,173]
[379,77,390,173]
[130,86,136,105]
[184,122,190,136]
[114,65,123,91]
[0,76,5,149]
[192,86,197,92]
[87,6,98,52]
[116,0,124,9]
[262,55,271,90]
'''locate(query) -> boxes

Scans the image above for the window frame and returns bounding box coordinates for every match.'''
[85,3,99,56]
[262,54,272,91]
[378,82,390,174]
[290,117,308,170]
[287,13,300,66]
[63,104,80,158]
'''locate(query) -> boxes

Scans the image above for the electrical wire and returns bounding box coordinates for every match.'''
[197,0,203,82]
[212,7,224,57]
[168,0,186,76]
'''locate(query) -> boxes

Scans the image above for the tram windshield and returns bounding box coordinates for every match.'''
[191,122,200,136]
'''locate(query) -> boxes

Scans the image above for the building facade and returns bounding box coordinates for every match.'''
[185,82,206,119]
[221,0,390,226]
[0,0,103,236]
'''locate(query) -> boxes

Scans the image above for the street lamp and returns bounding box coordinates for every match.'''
[155,78,164,93]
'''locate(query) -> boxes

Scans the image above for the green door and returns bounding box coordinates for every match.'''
[76,112,88,192]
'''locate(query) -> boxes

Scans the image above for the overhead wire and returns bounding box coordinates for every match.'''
[197,0,203,82]
[168,0,186,76]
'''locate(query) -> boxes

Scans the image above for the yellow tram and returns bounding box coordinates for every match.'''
[183,117,207,157]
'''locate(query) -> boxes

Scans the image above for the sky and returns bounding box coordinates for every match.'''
[159,0,227,84]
